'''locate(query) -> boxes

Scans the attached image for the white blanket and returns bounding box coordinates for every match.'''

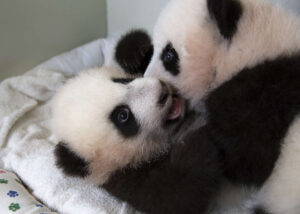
[0,38,138,214]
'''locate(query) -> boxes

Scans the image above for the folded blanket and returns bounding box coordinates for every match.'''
[0,38,138,214]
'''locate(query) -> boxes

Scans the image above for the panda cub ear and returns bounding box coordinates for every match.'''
[115,29,153,75]
[54,142,90,178]
[207,0,243,40]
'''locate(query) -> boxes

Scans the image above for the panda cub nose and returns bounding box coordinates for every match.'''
[158,81,169,105]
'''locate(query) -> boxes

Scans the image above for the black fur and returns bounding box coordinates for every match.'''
[54,142,90,178]
[253,207,271,214]
[103,128,222,214]
[112,78,134,85]
[204,54,300,186]
[110,105,140,137]
[160,42,180,76]
[115,29,153,75]
[207,0,243,40]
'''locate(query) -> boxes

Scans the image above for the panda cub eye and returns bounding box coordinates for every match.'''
[110,105,140,137]
[164,48,175,62]
[160,42,180,76]
[118,108,130,123]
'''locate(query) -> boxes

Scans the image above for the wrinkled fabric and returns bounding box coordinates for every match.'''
[0,38,137,214]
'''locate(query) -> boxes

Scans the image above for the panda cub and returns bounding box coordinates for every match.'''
[142,0,300,213]
[51,32,220,214]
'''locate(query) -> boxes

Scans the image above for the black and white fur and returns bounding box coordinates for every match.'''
[51,32,218,214]
[141,0,300,213]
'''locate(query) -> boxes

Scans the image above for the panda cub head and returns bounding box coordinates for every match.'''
[145,0,300,108]
[51,66,187,185]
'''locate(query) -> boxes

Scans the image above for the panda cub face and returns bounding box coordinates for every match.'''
[145,0,222,108]
[145,0,300,109]
[52,67,187,185]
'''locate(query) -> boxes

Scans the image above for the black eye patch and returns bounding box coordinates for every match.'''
[110,105,140,138]
[160,42,180,76]
[112,78,134,85]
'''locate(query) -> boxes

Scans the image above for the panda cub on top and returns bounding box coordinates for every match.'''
[142,0,300,213]
[52,31,219,214]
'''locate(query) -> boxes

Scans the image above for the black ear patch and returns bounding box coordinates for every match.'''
[54,142,90,178]
[207,0,243,40]
[115,29,153,75]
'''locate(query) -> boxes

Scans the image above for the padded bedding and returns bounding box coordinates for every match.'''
[0,38,139,214]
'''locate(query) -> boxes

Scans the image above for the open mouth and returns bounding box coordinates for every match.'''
[158,81,185,123]
[163,83,184,122]
[167,96,183,121]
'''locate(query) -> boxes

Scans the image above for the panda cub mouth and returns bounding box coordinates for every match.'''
[160,82,184,122]
[167,96,183,121]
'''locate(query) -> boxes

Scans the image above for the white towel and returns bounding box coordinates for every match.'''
[0,38,138,214]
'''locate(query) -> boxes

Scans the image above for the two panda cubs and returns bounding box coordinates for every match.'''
[52,0,300,214]
[52,32,215,214]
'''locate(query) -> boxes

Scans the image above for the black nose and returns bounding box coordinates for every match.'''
[158,81,169,105]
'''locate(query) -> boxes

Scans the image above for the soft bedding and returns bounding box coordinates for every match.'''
[0,38,138,214]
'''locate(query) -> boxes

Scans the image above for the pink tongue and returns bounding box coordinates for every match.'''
[167,98,182,120]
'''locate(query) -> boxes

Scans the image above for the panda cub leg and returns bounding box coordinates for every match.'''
[247,115,300,214]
